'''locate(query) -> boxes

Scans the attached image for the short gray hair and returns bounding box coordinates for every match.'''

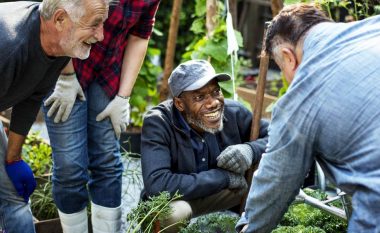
[264,3,332,58]
[39,0,117,22]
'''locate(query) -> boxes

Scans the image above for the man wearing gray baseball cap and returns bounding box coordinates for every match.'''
[140,59,269,232]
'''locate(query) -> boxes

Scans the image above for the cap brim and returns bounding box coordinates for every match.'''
[184,73,231,92]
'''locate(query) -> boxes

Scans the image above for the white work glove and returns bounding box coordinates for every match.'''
[96,95,130,139]
[226,171,248,190]
[217,144,253,174]
[44,74,86,123]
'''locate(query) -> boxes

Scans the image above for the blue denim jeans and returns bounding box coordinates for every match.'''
[42,82,123,213]
[0,122,35,233]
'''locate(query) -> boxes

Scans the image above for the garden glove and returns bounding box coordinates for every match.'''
[217,144,253,174]
[5,160,37,202]
[227,171,248,190]
[44,73,86,123]
[96,95,130,139]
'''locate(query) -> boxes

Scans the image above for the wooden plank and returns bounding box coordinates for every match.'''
[237,86,277,119]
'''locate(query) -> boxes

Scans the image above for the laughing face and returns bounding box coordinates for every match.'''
[60,0,108,59]
[175,80,225,134]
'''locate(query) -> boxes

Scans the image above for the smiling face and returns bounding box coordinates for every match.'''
[174,80,225,134]
[59,0,108,59]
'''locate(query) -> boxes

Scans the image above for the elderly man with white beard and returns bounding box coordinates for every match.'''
[0,0,109,232]
[140,59,269,232]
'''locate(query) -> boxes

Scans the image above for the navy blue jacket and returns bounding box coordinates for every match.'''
[141,99,269,201]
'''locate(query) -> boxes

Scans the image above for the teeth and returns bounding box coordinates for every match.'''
[204,111,219,119]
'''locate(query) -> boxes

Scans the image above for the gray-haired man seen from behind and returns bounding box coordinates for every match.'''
[0,0,109,232]
[238,3,380,233]
[140,59,269,232]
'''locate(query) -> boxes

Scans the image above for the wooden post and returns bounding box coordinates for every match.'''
[159,0,183,102]
[206,0,218,39]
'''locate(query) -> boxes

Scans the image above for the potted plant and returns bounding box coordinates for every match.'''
[31,181,63,233]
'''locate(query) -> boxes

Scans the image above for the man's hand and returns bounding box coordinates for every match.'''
[217,144,253,174]
[44,73,86,123]
[5,160,36,202]
[96,95,130,139]
[227,171,248,190]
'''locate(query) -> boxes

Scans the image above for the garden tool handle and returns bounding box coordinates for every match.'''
[239,22,270,214]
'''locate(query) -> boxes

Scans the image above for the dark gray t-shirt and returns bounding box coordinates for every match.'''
[0,1,69,135]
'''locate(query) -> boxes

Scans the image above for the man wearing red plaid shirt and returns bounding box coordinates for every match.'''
[43,1,160,232]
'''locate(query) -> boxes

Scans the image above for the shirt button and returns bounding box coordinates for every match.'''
[201,139,205,143]
[202,158,206,162]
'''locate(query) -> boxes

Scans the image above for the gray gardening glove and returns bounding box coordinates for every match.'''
[44,73,86,123]
[96,95,130,139]
[227,172,248,190]
[217,144,253,174]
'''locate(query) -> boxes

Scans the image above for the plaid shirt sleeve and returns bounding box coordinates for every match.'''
[128,0,160,39]
[73,0,161,97]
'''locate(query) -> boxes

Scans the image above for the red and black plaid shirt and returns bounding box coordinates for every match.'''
[73,0,160,97]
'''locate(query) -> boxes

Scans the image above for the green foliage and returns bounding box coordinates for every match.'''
[151,1,196,64]
[130,47,162,127]
[279,189,347,233]
[179,212,239,233]
[126,191,182,233]
[30,181,58,220]
[272,225,326,233]
[22,132,52,177]
[181,0,246,99]
[316,0,380,21]
[284,0,380,21]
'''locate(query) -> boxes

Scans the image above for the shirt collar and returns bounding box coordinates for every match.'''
[174,107,192,134]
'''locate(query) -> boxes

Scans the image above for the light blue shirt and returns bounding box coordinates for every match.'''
[238,15,380,233]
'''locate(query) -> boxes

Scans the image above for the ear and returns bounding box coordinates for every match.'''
[174,97,185,112]
[280,47,298,71]
[53,9,69,32]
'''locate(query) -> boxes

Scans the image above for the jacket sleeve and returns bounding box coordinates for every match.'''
[141,110,229,201]
[242,104,315,232]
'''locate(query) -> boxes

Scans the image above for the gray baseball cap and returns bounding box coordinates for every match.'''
[168,60,231,97]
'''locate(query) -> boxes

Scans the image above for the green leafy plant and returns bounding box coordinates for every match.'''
[30,181,58,220]
[284,0,380,22]
[279,188,347,233]
[182,0,247,98]
[179,212,239,233]
[272,225,326,233]
[126,191,182,233]
[22,132,52,177]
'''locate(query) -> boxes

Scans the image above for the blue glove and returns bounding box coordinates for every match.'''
[5,160,37,202]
